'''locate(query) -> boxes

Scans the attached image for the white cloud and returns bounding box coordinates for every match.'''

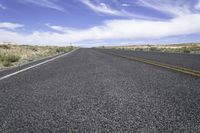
[22,0,65,12]
[0,22,24,30]
[1,14,200,46]
[63,14,200,41]
[121,4,130,7]
[137,0,191,17]
[0,4,6,10]
[46,24,77,33]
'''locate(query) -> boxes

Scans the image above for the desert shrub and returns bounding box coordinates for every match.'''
[184,50,191,53]
[189,46,200,52]
[5,54,20,62]
[2,61,12,67]
[30,47,38,51]
[68,46,74,51]
[135,48,143,51]
[56,46,73,53]
[182,47,191,53]
[47,49,56,55]
[56,47,65,53]
[149,47,161,52]
[0,45,10,49]
[0,53,20,67]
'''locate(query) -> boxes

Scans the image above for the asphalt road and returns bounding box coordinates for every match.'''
[98,49,200,71]
[0,48,200,132]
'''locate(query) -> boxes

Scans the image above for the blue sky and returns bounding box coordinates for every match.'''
[0,0,200,46]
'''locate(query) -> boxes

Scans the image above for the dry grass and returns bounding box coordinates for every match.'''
[0,43,74,68]
[102,43,200,54]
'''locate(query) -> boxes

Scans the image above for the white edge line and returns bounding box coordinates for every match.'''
[0,48,78,81]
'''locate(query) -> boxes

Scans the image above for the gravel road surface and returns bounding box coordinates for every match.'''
[0,48,200,132]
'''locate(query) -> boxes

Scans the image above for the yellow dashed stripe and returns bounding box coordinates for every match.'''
[108,52,200,77]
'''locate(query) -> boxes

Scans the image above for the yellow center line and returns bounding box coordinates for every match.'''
[107,52,200,77]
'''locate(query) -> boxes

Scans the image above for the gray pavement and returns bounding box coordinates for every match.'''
[0,48,200,132]
[98,48,200,71]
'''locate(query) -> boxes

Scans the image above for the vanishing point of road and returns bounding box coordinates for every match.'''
[0,48,200,132]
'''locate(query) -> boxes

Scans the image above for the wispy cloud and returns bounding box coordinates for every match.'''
[0,22,24,30]
[80,0,157,20]
[136,0,191,17]
[1,13,200,46]
[80,0,129,16]
[0,4,7,10]
[22,0,65,12]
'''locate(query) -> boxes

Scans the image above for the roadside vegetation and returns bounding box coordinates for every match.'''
[102,43,200,54]
[0,43,74,68]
